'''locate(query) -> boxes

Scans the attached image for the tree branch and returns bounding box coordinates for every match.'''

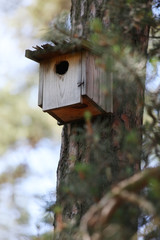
[80,166,160,240]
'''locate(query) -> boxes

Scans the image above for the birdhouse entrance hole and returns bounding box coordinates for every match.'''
[55,60,69,75]
[25,46,113,124]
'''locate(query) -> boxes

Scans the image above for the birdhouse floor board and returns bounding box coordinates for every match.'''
[45,95,105,124]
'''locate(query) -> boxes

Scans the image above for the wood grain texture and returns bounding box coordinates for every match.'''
[41,52,82,111]
[84,52,113,113]
[38,65,44,107]
[39,50,113,123]
[46,95,105,123]
[81,51,87,95]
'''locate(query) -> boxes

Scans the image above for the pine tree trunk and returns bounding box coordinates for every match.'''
[55,0,150,236]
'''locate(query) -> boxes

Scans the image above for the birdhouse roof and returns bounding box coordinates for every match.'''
[25,39,91,63]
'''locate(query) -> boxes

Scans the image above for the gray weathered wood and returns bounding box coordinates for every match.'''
[82,52,113,113]
[41,53,82,111]
[28,47,113,123]
[81,51,87,95]
[38,65,44,107]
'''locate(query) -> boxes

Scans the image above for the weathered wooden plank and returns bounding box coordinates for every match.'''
[85,53,113,113]
[25,42,90,63]
[42,53,82,111]
[46,95,105,123]
[86,53,94,101]
[93,56,99,105]
[81,51,87,95]
[38,65,44,107]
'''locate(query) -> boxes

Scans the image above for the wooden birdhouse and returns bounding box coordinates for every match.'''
[25,41,113,124]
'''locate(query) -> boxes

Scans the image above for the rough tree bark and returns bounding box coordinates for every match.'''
[55,0,150,235]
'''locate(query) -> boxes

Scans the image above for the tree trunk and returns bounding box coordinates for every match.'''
[55,0,150,237]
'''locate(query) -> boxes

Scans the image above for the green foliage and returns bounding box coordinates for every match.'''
[149,56,159,66]
[8,0,71,43]
[90,18,103,33]
[0,86,59,155]
[27,0,71,32]
[84,111,92,121]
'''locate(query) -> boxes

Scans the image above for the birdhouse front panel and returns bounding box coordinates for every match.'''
[40,53,82,111]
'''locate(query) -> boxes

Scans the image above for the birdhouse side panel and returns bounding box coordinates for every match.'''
[84,53,113,113]
[81,51,87,95]
[42,53,82,111]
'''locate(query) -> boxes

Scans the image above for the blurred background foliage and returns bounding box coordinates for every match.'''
[0,0,70,239]
[0,0,72,154]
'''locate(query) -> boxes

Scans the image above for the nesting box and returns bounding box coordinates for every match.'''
[25,42,113,124]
